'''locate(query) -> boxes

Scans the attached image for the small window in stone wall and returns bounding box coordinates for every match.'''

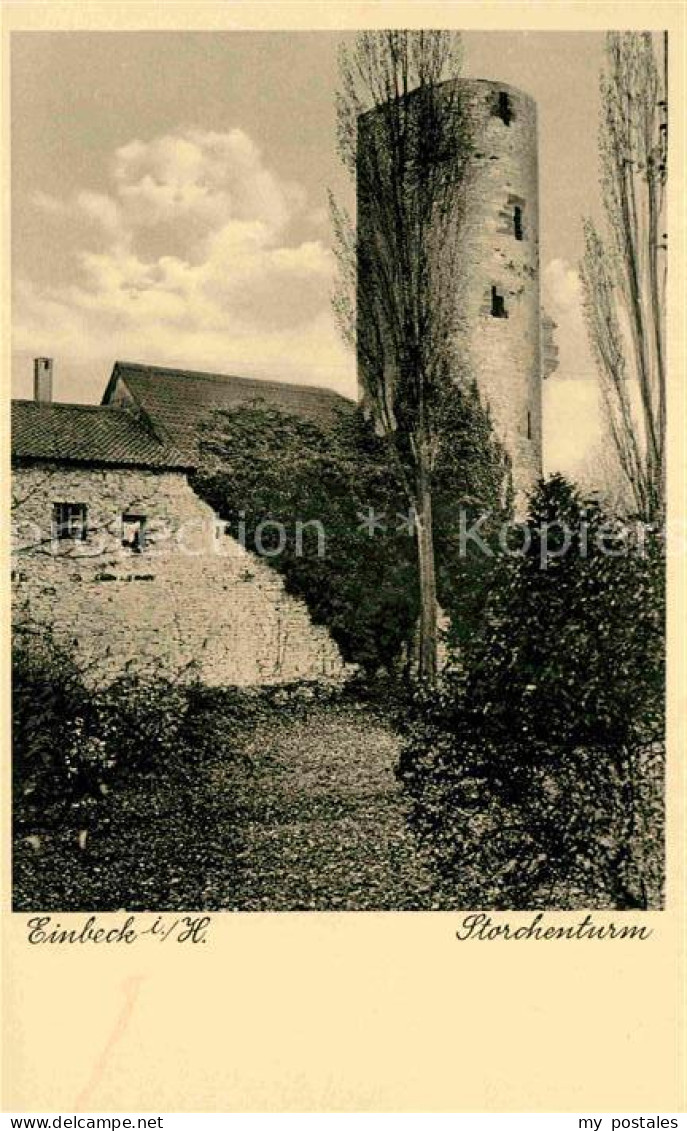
[491,286,508,319]
[121,513,147,553]
[53,502,87,541]
[527,410,532,440]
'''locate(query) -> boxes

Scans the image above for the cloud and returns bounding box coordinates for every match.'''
[76,191,122,233]
[306,205,330,231]
[111,128,306,235]
[16,127,355,398]
[32,187,122,234]
[543,378,602,477]
[543,257,584,318]
[539,258,605,476]
[31,190,68,217]
[542,258,597,383]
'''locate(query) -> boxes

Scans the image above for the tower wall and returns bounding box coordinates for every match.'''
[457,79,542,505]
[357,77,542,509]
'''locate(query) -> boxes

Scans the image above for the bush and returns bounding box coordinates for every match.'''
[93,671,189,777]
[12,658,347,910]
[12,635,333,843]
[13,641,194,835]
[192,389,510,677]
[12,632,96,830]
[399,476,665,909]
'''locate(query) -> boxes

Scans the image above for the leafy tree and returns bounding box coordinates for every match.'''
[194,402,415,676]
[192,394,510,678]
[581,33,667,521]
[331,31,491,683]
[400,475,665,909]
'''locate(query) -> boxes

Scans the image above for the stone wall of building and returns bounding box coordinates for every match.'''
[11,464,348,687]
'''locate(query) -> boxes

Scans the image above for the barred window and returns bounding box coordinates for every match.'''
[53,502,87,541]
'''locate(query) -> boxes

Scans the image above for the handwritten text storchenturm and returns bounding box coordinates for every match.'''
[456,912,653,941]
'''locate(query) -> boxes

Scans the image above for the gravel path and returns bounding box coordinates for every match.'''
[213,704,436,911]
[13,703,438,912]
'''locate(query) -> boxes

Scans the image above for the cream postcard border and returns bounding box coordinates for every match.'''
[1,2,685,1114]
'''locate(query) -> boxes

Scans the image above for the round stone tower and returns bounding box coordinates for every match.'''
[455,78,542,506]
[357,77,542,509]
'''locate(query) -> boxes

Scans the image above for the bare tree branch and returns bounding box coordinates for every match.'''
[581,32,667,521]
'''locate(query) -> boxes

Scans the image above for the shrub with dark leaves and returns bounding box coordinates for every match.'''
[12,641,189,834]
[12,632,96,830]
[192,390,510,677]
[92,671,189,778]
[400,476,665,909]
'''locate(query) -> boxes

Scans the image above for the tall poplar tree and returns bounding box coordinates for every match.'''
[581,32,667,521]
[331,31,477,683]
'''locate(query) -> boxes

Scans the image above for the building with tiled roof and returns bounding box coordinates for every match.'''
[11,358,348,689]
[102,360,356,462]
[11,400,191,471]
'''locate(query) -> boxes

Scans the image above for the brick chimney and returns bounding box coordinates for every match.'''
[34,357,53,403]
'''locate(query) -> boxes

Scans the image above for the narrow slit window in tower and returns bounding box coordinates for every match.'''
[514,204,524,240]
[527,410,532,440]
[497,91,512,126]
[491,286,508,319]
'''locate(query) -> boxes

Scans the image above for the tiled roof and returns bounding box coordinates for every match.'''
[11,401,192,470]
[103,361,357,459]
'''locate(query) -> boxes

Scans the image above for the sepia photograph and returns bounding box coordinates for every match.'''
[10,27,667,915]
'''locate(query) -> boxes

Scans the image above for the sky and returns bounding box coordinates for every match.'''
[11,30,609,476]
